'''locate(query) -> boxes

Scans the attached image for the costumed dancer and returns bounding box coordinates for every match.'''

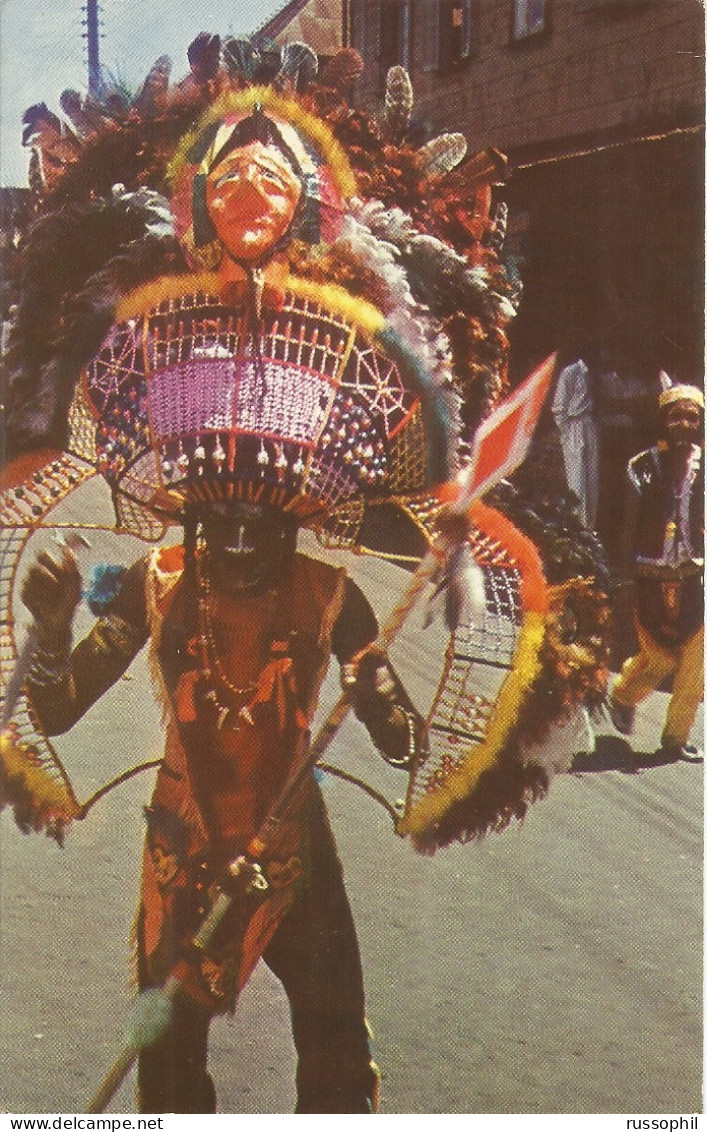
[17,86,426,1117]
[1,34,611,1114]
[608,374,704,761]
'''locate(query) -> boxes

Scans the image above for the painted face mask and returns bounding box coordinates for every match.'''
[199,502,297,590]
[169,91,353,271]
[205,140,302,267]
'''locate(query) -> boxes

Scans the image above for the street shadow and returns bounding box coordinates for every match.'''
[569,734,703,776]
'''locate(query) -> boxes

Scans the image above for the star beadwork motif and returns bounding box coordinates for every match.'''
[88,323,141,412]
[351,347,412,436]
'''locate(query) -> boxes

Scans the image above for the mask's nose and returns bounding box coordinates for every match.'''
[222,174,269,209]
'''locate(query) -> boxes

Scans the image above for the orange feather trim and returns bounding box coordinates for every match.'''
[469,499,549,615]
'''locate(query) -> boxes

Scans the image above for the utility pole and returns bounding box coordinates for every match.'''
[83,0,102,94]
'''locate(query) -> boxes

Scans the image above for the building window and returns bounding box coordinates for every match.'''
[379,0,411,79]
[438,1,476,67]
[511,0,548,41]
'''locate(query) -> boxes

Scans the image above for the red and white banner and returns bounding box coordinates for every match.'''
[459,353,557,505]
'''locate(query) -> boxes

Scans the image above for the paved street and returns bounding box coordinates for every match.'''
[0,479,702,1114]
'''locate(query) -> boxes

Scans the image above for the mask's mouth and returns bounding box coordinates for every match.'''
[216,524,257,559]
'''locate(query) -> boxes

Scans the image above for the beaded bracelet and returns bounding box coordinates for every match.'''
[380,708,419,770]
[27,648,70,688]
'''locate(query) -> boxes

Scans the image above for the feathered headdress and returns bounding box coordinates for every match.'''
[5,35,513,467]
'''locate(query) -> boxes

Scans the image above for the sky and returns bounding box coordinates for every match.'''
[0,0,287,186]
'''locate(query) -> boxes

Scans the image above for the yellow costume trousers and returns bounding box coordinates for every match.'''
[613,621,704,746]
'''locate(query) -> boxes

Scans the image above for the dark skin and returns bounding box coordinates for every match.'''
[21,513,406,1115]
[662,397,702,460]
[22,506,415,759]
[198,504,297,596]
[21,544,82,647]
[21,507,290,633]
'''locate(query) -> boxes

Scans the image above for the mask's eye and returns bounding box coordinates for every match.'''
[213,169,242,189]
[256,166,291,192]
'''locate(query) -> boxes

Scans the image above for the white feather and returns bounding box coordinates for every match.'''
[415,133,467,179]
[520,706,595,777]
[424,542,486,631]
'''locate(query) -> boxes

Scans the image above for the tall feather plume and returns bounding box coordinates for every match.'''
[5,194,180,459]
[275,41,318,94]
[415,132,467,180]
[166,34,224,116]
[383,66,413,144]
[404,232,512,324]
[187,32,222,84]
[21,102,63,144]
[58,90,107,140]
[160,33,221,117]
[355,196,514,436]
[331,205,461,473]
[658,369,673,393]
[21,104,81,193]
[354,201,495,319]
[132,56,172,116]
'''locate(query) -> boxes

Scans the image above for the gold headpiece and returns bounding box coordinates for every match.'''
[658,371,704,410]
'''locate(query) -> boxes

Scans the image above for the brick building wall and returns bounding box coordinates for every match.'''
[350,0,703,157]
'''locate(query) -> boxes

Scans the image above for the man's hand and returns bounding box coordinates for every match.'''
[342,647,419,768]
[21,546,81,646]
[343,647,396,710]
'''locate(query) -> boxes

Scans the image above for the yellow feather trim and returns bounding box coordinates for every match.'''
[167,87,357,200]
[115,272,220,323]
[398,611,546,838]
[0,732,79,820]
[286,275,385,336]
[113,271,384,338]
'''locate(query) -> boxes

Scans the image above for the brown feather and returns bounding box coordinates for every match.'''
[132,55,172,116]
[319,48,363,94]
